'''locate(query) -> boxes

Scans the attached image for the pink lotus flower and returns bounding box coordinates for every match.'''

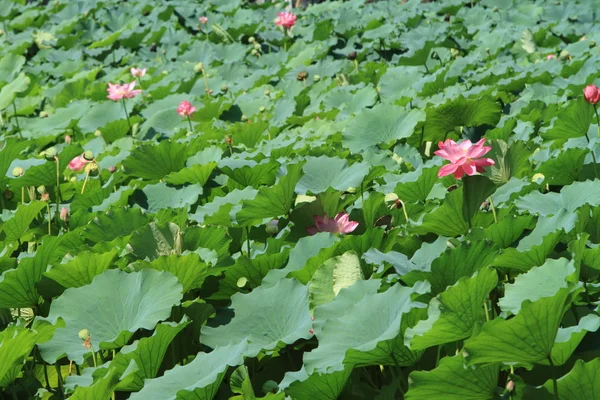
[130,67,146,78]
[306,212,358,235]
[434,138,495,179]
[65,134,72,144]
[546,54,556,60]
[67,154,92,172]
[177,100,196,117]
[60,207,69,222]
[106,82,142,101]
[584,84,600,105]
[275,11,297,29]
[199,16,208,24]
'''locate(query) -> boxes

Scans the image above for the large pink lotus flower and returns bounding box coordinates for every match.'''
[434,138,495,179]
[106,82,142,101]
[130,67,146,78]
[306,212,358,235]
[275,11,297,29]
[67,154,92,172]
[584,84,600,105]
[177,101,196,117]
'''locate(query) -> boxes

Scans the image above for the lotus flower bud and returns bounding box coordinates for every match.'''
[264,89,271,96]
[94,130,102,137]
[220,84,228,93]
[40,193,50,202]
[78,329,90,341]
[347,51,357,60]
[506,380,515,392]
[584,84,600,104]
[83,150,94,161]
[65,135,72,144]
[253,42,261,50]
[248,36,255,43]
[251,49,259,56]
[241,115,248,122]
[108,166,117,173]
[60,207,69,222]
[265,219,279,235]
[199,16,208,24]
[194,62,204,73]
[259,106,266,113]
[314,74,321,81]
[12,167,24,177]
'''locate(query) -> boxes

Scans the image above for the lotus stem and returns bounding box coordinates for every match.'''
[483,298,490,322]
[11,101,22,139]
[55,157,62,223]
[81,170,90,194]
[187,116,194,132]
[548,357,560,400]
[488,196,497,223]
[46,202,51,235]
[121,98,132,133]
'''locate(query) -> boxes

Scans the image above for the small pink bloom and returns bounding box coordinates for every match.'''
[130,67,147,78]
[65,135,72,144]
[199,16,208,24]
[106,81,142,101]
[60,207,69,222]
[584,84,600,104]
[275,11,297,29]
[177,100,196,117]
[434,138,495,179]
[108,166,116,173]
[546,54,556,60]
[309,328,314,335]
[306,212,359,235]
[67,154,92,172]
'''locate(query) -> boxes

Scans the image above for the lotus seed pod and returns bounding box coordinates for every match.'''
[40,193,50,202]
[251,49,258,56]
[37,185,47,195]
[236,277,248,288]
[83,150,94,161]
[44,147,57,158]
[194,62,204,73]
[94,130,102,137]
[241,115,248,122]
[265,219,279,235]
[12,167,24,177]
[314,74,321,81]
[78,329,90,341]
[297,71,308,81]
[248,36,255,43]
[259,106,266,112]
[264,89,271,96]
[84,162,98,173]
[40,111,49,118]
[347,51,357,60]
[220,83,229,93]
[253,42,261,50]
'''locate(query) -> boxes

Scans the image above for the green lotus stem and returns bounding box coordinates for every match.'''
[81,169,91,194]
[21,187,25,204]
[435,345,442,368]
[548,357,560,400]
[201,68,210,95]
[397,198,409,223]
[45,202,51,235]
[55,363,64,397]
[354,59,359,73]
[245,226,251,256]
[11,101,22,139]
[0,189,4,210]
[55,157,61,223]
[43,363,50,390]
[462,178,472,230]
[187,116,194,132]
[488,196,497,223]
[11,385,17,400]
[483,299,490,322]
[121,98,132,133]
[136,77,146,105]
[90,344,98,368]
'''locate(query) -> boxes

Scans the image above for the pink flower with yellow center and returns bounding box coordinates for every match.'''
[106,82,142,101]
[130,67,146,78]
[306,212,358,235]
[434,138,495,179]
[177,101,196,117]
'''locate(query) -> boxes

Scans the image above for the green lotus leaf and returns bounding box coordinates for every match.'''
[0,326,38,388]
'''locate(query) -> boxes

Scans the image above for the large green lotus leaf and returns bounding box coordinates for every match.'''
[536,147,587,185]
[516,180,600,216]
[190,187,258,226]
[39,269,183,364]
[78,101,126,134]
[411,187,469,237]
[202,279,312,357]
[213,250,289,300]
[362,248,426,276]
[492,230,562,271]
[70,366,138,400]
[44,249,118,289]
[126,222,181,261]
[462,175,496,225]
[309,251,364,311]
[540,98,594,140]
[423,96,501,142]
[483,214,534,248]
[0,72,30,110]
[389,160,441,203]
[262,233,339,286]
[499,258,575,315]
[0,235,62,308]
[463,287,573,365]
[549,313,600,365]
[221,160,279,190]
[236,163,304,226]
[342,104,426,153]
[164,162,217,186]
[138,182,202,213]
[0,326,38,388]
[295,156,369,195]
[542,358,600,399]
[304,280,430,374]
[83,208,150,245]
[405,267,498,350]
[122,140,188,180]
[279,365,352,400]
[13,145,84,189]
[0,201,45,242]
[132,253,210,293]
[110,319,189,391]
[0,53,25,84]
[405,355,499,400]
[129,342,246,400]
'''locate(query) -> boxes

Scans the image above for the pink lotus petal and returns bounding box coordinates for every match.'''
[275,11,297,29]
[306,212,358,235]
[435,138,494,179]
[438,163,460,177]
